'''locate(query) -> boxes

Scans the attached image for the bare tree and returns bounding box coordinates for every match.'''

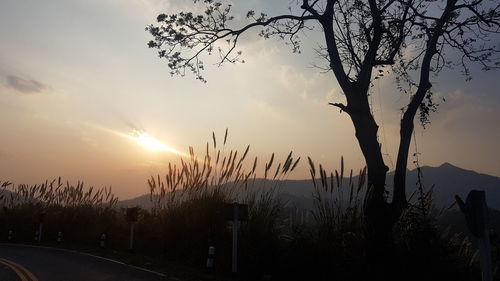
[146,0,499,246]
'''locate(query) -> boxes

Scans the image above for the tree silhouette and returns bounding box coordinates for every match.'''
[147,0,499,252]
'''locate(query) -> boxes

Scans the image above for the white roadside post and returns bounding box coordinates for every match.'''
[456,190,493,281]
[100,233,106,248]
[37,212,45,242]
[7,230,13,241]
[57,231,63,244]
[206,246,215,272]
[38,223,43,242]
[126,207,141,251]
[129,223,135,250]
[223,202,248,279]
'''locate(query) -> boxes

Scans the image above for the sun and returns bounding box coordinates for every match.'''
[82,123,186,156]
[134,131,165,151]
[131,129,183,155]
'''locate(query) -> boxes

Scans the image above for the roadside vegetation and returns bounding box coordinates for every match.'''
[0,133,497,280]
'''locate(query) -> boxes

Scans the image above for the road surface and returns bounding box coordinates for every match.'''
[0,244,168,281]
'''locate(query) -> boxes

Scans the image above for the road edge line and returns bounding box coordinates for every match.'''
[0,258,31,281]
[0,243,166,278]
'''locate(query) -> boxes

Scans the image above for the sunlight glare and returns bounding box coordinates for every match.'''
[131,129,180,154]
[82,122,186,156]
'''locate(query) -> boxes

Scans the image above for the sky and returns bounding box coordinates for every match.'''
[0,0,499,199]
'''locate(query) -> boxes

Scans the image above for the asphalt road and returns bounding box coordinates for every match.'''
[0,244,169,281]
[0,258,22,281]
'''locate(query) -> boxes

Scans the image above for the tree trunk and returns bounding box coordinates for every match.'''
[347,105,402,279]
[392,113,413,213]
[343,92,415,276]
[347,103,395,240]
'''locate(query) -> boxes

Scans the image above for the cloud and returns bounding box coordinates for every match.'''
[5,75,48,94]
[277,65,340,106]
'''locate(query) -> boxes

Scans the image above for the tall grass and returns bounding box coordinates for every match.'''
[0,178,117,208]
[308,156,366,236]
[0,140,492,281]
[147,129,300,211]
[0,179,122,248]
[275,157,369,280]
[139,130,301,275]
[393,170,481,281]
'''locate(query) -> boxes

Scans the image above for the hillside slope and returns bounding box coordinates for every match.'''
[120,162,500,210]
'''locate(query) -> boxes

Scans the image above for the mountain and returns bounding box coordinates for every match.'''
[401,163,500,210]
[119,163,500,210]
[119,194,154,208]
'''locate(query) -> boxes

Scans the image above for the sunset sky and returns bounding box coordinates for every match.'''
[1,0,499,199]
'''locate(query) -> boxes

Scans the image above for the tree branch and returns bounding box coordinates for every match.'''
[328,102,349,113]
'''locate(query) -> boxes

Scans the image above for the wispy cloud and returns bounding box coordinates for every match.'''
[5,75,48,94]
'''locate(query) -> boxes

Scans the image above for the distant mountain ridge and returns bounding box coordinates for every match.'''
[119,163,500,210]
[402,162,500,210]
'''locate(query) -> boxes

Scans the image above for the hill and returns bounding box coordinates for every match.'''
[120,162,500,210]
